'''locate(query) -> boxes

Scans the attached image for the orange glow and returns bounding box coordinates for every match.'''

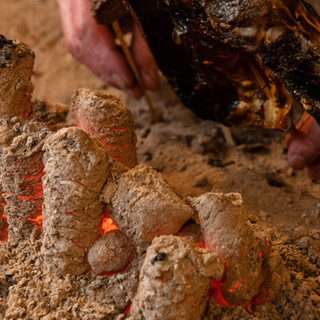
[111,126,131,131]
[0,213,8,242]
[197,240,206,249]
[9,163,21,167]
[124,305,131,313]
[250,284,273,308]
[100,210,118,235]
[28,214,43,230]
[97,264,128,277]
[223,259,231,267]
[155,276,166,283]
[209,279,231,306]
[74,241,88,250]
[228,278,249,293]
[101,217,118,234]
[20,172,44,180]
[185,296,196,302]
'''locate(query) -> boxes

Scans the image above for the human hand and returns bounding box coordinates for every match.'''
[285,112,320,180]
[57,0,159,98]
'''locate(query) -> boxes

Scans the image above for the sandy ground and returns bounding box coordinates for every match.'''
[0,0,320,319]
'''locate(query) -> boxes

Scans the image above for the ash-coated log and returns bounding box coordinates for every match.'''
[0,35,34,119]
[103,164,194,253]
[0,119,50,242]
[88,229,135,275]
[188,192,264,305]
[72,88,138,169]
[41,127,110,275]
[130,235,224,320]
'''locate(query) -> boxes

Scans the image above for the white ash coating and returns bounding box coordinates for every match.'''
[72,88,138,168]
[41,127,110,275]
[0,118,51,242]
[188,192,264,304]
[88,229,135,275]
[130,235,224,320]
[0,36,34,118]
[106,164,194,252]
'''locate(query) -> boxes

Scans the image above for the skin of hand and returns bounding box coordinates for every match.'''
[57,0,159,98]
[285,112,320,180]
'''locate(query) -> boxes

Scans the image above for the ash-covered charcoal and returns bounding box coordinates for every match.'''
[103,164,194,253]
[130,235,224,320]
[91,0,129,25]
[72,88,138,169]
[87,229,135,275]
[0,35,34,119]
[188,192,264,305]
[122,0,320,126]
[0,118,51,242]
[251,244,290,307]
[41,127,110,275]
[31,98,68,125]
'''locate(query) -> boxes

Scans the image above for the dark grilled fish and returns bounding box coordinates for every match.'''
[92,0,320,129]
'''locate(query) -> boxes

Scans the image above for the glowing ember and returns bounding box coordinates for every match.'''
[250,284,273,308]
[97,263,129,277]
[210,275,274,308]
[0,213,8,242]
[100,211,119,235]
[27,214,43,230]
[227,278,249,293]
[124,305,131,313]
[74,241,88,250]
[196,239,206,249]
[209,279,231,307]
[72,88,138,168]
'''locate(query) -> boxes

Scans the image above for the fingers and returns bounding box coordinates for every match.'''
[286,112,320,178]
[58,0,139,95]
[305,159,320,180]
[285,111,314,147]
[287,133,313,170]
[58,0,161,98]
[75,24,133,88]
[131,23,160,91]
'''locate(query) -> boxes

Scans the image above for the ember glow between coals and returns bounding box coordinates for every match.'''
[100,209,119,235]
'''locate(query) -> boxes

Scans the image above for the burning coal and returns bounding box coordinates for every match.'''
[72,88,138,169]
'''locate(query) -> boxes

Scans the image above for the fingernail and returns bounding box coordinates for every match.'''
[289,153,308,170]
[111,73,128,90]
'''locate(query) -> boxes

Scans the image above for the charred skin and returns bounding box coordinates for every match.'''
[93,0,320,128]
[126,0,297,129]
[127,1,248,126]
[201,0,320,124]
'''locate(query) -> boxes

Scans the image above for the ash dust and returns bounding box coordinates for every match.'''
[0,0,319,319]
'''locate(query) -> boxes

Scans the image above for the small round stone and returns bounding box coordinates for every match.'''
[88,230,135,275]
